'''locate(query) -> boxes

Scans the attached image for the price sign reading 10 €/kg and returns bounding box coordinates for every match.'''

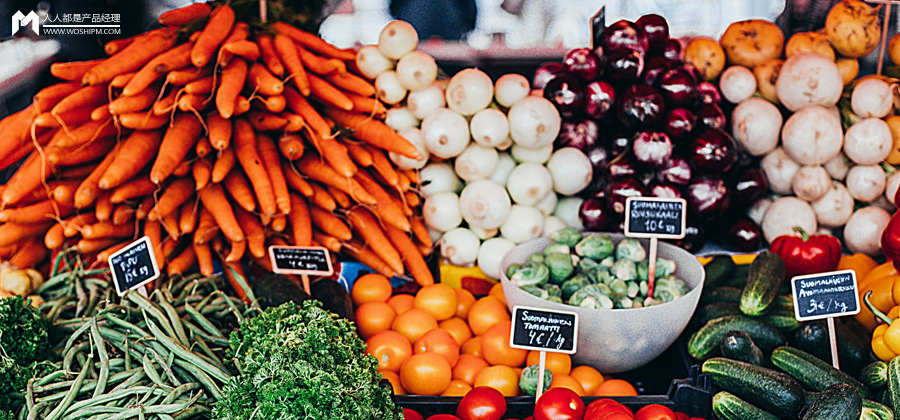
[624,197,686,240]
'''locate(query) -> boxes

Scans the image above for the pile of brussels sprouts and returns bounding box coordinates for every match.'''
[505,229,690,309]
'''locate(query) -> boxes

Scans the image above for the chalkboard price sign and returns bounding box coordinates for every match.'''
[108,236,160,296]
[791,269,860,322]
[269,246,334,276]
[510,306,578,354]
[624,197,686,239]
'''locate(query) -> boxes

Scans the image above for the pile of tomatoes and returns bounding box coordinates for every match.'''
[400,386,705,420]
[351,274,638,397]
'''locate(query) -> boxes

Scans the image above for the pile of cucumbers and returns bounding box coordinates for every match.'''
[688,253,897,420]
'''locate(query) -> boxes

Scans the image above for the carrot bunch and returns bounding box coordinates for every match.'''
[0,2,434,289]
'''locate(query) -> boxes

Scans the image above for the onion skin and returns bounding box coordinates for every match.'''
[719,19,784,68]
[826,0,881,58]
[682,37,726,81]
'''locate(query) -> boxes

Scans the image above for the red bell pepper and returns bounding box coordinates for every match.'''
[769,227,841,278]
[883,210,900,271]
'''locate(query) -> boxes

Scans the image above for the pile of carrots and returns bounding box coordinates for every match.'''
[0,2,435,291]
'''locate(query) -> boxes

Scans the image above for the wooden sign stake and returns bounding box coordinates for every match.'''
[790,269,860,370]
[648,236,658,297]
[301,274,311,295]
[536,350,547,400]
[827,317,840,370]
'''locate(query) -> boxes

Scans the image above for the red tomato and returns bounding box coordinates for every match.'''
[674,414,688,420]
[534,388,585,420]
[405,408,425,420]
[524,417,533,420]
[601,413,636,420]
[456,386,507,420]
[634,405,676,420]
[584,399,633,420]
[426,415,463,420]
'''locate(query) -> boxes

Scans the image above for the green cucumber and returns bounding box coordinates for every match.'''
[712,391,780,420]
[863,399,894,420]
[702,286,743,304]
[688,315,786,360]
[703,255,736,291]
[702,358,804,419]
[861,407,885,420]
[774,294,794,311]
[759,306,801,332]
[691,302,741,327]
[770,346,870,399]
[793,320,871,377]
[740,251,786,316]
[725,263,752,288]
[802,383,862,420]
[888,356,900,420]
[861,361,889,391]
[720,330,764,366]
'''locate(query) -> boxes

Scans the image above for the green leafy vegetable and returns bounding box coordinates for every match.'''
[0,296,49,364]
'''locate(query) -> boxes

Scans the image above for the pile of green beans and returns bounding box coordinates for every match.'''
[22,273,259,420]
[35,249,117,322]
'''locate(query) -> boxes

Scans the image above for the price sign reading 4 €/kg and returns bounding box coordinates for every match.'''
[108,236,160,296]
[269,246,334,276]
[510,306,578,354]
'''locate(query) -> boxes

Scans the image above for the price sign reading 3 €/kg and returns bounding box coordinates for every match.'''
[791,269,860,322]
[108,236,160,296]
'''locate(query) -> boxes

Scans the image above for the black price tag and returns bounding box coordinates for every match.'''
[791,269,860,322]
[509,306,578,354]
[269,246,334,276]
[108,236,160,296]
[624,197,687,239]
[591,6,606,50]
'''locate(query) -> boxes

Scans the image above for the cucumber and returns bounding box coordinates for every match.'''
[740,251,786,316]
[861,407,886,420]
[702,286,743,304]
[691,302,741,327]
[725,263,752,288]
[712,391,780,420]
[720,330,764,366]
[703,255,736,291]
[802,383,862,420]
[861,361,889,391]
[688,315,786,360]
[863,399,894,420]
[793,320,871,377]
[773,294,794,311]
[702,357,805,419]
[759,306,801,332]
[770,346,870,399]
[888,356,900,420]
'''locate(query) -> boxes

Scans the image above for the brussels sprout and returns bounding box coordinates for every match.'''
[561,275,591,301]
[505,263,521,279]
[615,238,647,262]
[637,258,677,281]
[633,300,644,308]
[545,284,562,298]
[654,287,679,302]
[594,268,615,285]
[657,275,689,295]
[611,258,637,281]
[608,279,628,299]
[545,252,575,284]
[653,276,689,302]
[569,284,614,309]
[543,243,571,256]
[639,281,649,297]
[551,227,582,248]
[644,297,663,307]
[626,281,639,299]
[521,285,550,300]
[616,297,634,309]
[598,256,615,269]
[526,253,545,264]
[547,296,564,304]
[520,364,553,396]
[578,258,599,275]
[511,262,550,287]
[574,234,614,260]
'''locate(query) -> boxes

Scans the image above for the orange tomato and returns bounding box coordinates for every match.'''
[414,328,460,367]
[481,321,527,367]
[488,282,506,305]
[569,365,605,395]
[414,283,458,321]
[474,365,519,396]
[439,317,473,346]
[352,273,393,305]
[461,336,484,358]
[454,288,476,319]
[452,354,489,385]
[441,379,473,396]
[400,352,452,395]
[380,370,405,395]
[593,379,638,397]
[526,351,572,376]
[388,294,415,315]
[366,330,412,372]
[355,301,395,339]
[467,296,510,336]
[549,374,586,396]
[392,308,439,343]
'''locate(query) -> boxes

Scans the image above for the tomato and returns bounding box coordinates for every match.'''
[426,415,462,420]
[415,283,458,321]
[584,400,633,420]
[674,414,688,420]
[404,408,425,420]
[599,413,635,420]
[634,405,676,420]
[456,386,507,420]
[533,387,585,420]
[400,352,452,395]
[414,328,461,367]
[473,365,519,396]
[352,273,393,304]
[366,330,412,372]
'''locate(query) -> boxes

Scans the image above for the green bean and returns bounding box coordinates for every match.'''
[26,377,35,412]
[192,293,216,313]
[168,365,194,388]
[90,317,110,398]
[63,341,91,373]
[84,277,110,289]
[27,402,48,420]
[60,406,124,419]
[62,387,171,419]
[170,359,223,401]
[146,320,231,384]
[34,368,140,395]
[154,293,190,347]
[183,322,230,348]
[45,353,91,420]
[84,285,102,318]
[147,348,180,387]
[142,354,164,385]
[127,293,178,340]
[171,406,209,420]
[35,370,68,387]
[102,312,150,337]
[103,402,193,420]
[111,369,145,392]
[47,295,74,323]
[124,336,131,371]
[74,275,87,317]
[182,302,225,340]
[160,383,201,405]
[183,332,226,372]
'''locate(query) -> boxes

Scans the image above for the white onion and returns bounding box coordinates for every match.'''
[719,65,757,104]
[553,197,584,231]
[761,196,817,243]
[419,162,461,197]
[489,153,516,186]
[375,71,407,105]
[459,179,512,229]
[423,191,462,232]
[395,51,437,92]
[384,107,419,131]
[440,227,480,266]
[886,172,900,205]
[506,163,553,206]
[535,191,558,215]
[811,182,854,227]
[747,197,774,226]
[844,118,893,165]
[823,153,851,181]
[477,237,516,279]
[445,68,494,116]
[851,77,893,118]
[407,83,445,120]
[775,52,843,111]
[761,147,801,195]
[494,73,531,108]
[844,206,891,257]
[378,20,418,59]
[470,108,510,148]
[507,96,561,149]
[469,225,498,240]
[781,106,843,165]
[389,127,429,170]
[846,164,886,202]
[454,143,499,182]
[731,97,782,156]
[791,165,831,202]
[542,215,568,237]
[546,147,592,195]
[499,205,544,244]
[355,45,394,80]
[420,108,470,159]
[510,144,553,164]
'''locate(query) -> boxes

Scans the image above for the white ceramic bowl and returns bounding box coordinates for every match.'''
[500,233,704,373]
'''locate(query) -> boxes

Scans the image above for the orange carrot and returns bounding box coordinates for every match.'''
[260,95,287,113]
[215,59,248,119]
[112,204,135,226]
[95,191,114,222]
[82,28,177,86]
[0,200,73,223]
[344,141,374,166]
[247,110,289,131]
[51,180,81,207]
[177,93,209,113]
[104,38,133,56]
[1,154,50,206]
[142,219,164,268]
[288,194,312,246]
[110,177,157,203]
[212,145,236,183]
[159,207,181,239]
[385,223,434,286]
[152,91,178,115]
[150,113,203,184]
[354,170,410,232]
[118,112,169,130]
[167,244,196,275]
[278,133,305,160]
[310,206,351,241]
[161,236,178,260]
[193,241,214,276]
[172,160,192,178]
[282,161,314,197]
[307,73,353,111]
[256,34,285,77]
[295,154,375,204]
[45,222,65,249]
[296,45,345,75]
[345,207,403,273]
[194,207,219,245]
[233,96,251,116]
[33,106,93,128]
[51,85,107,116]
[110,72,135,88]
[308,183,337,211]
[314,232,342,253]
[283,87,331,139]
[73,143,120,208]
[50,59,104,81]
[345,92,387,115]
[49,119,117,148]
[149,177,194,221]
[122,42,193,96]
[367,145,401,190]
[183,76,215,94]
[33,82,81,112]
[49,136,116,168]
[81,221,134,239]
[90,104,112,122]
[405,191,420,207]
[220,258,249,301]
[325,107,422,159]
[206,113,232,151]
[329,71,377,98]
[410,216,432,248]
[274,34,310,96]
[178,200,198,234]
[248,63,284,96]
[190,5,235,68]
[63,213,97,237]
[272,22,355,60]
[342,240,401,278]
[99,130,163,189]
[222,169,256,213]
[158,2,211,26]
[233,206,265,258]
[166,66,212,86]
[135,195,155,220]
[198,184,244,242]
[0,222,53,247]
[233,119,276,216]
[76,238,119,254]
[220,40,260,64]
[9,237,48,269]
[195,136,212,158]
[96,240,131,263]
[257,134,291,215]
[192,158,212,190]
[328,186,350,208]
